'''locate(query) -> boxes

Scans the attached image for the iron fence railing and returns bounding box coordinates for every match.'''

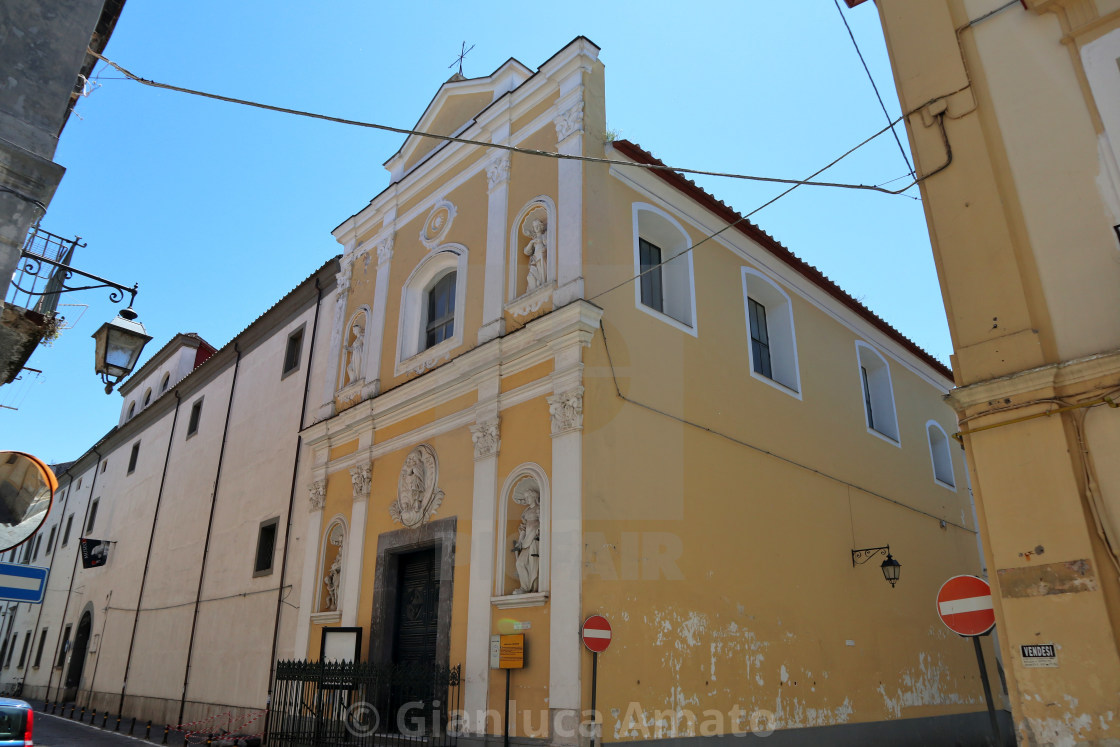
[268,660,460,747]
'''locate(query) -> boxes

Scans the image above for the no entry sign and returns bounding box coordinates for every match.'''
[582,615,612,653]
[937,575,996,636]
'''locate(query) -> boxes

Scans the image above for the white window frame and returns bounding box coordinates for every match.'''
[631,203,697,336]
[855,341,900,445]
[493,463,550,599]
[741,268,801,397]
[926,420,956,489]
[395,244,469,376]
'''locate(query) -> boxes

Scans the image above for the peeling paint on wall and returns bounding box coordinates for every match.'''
[876,652,973,718]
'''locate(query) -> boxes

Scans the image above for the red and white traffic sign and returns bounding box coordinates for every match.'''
[582,615,612,653]
[937,575,996,637]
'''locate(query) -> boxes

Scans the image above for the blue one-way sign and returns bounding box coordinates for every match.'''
[0,562,48,603]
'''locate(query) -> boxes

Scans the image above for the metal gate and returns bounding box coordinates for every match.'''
[267,660,460,747]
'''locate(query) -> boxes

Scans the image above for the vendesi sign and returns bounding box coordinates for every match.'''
[1021,643,1058,668]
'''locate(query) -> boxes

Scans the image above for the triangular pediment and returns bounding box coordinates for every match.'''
[385,58,534,181]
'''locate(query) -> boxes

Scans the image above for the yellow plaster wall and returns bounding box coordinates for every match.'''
[574,160,984,738]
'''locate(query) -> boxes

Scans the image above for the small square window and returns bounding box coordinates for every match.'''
[187,399,203,438]
[254,518,280,577]
[127,442,140,474]
[100,461,107,474]
[283,327,304,377]
[86,499,99,534]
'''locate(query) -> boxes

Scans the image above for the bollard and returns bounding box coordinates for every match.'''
[102,710,108,728]
[129,716,135,735]
[92,708,97,724]
[205,736,213,746]
[116,714,122,731]
[162,723,169,744]
[42,700,49,713]
[79,707,85,722]
[145,720,151,739]
[68,704,74,719]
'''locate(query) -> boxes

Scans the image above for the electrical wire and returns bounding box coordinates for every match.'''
[90,49,922,197]
[104,584,293,614]
[833,0,914,178]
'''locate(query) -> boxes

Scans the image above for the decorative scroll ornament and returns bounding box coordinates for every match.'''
[420,199,456,249]
[554,102,585,141]
[376,233,395,265]
[390,444,444,528]
[470,419,500,460]
[308,480,327,512]
[336,254,356,293]
[486,154,511,191]
[548,386,584,435]
[350,463,372,502]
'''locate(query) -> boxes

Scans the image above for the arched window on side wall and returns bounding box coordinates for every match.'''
[855,342,899,443]
[927,421,956,488]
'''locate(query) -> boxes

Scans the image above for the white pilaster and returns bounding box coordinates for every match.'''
[464,394,500,732]
[553,78,587,308]
[341,463,371,627]
[295,478,327,657]
[362,230,395,399]
[548,374,583,744]
[480,127,512,344]
[319,250,355,420]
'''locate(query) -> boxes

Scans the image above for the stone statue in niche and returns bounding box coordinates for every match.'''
[390,444,444,528]
[521,207,548,292]
[323,523,345,612]
[344,321,365,386]
[511,483,541,594]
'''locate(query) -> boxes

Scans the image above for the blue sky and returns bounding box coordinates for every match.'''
[2,1,949,464]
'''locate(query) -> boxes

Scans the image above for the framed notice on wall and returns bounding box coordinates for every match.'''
[321,626,362,664]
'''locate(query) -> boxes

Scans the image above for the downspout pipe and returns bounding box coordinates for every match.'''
[47,446,103,705]
[178,343,241,728]
[117,390,182,717]
[263,279,324,738]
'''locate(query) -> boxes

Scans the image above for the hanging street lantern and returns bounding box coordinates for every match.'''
[880,552,902,588]
[92,307,151,394]
[851,544,902,588]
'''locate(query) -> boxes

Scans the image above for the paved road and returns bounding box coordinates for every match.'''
[34,710,187,746]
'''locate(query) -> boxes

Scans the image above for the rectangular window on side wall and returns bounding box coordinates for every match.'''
[747,298,772,379]
[254,517,280,577]
[127,442,140,474]
[86,499,99,533]
[187,399,203,438]
[62,515,73,547]
[56,624,71,668]
[45,526,55,554]
[16,631,30,668]
[5,634,16,667]
[282,326,304,377]
[638,238,664,313]
[31,536,41,562]
[33,628,47,668]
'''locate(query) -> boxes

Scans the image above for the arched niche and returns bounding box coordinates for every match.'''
[338,307,370,391]
[317,516,348,614]
[494,464,550,603]
[508,196,557,301]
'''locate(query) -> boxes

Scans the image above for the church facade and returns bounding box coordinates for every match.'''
[298,38,1002,746]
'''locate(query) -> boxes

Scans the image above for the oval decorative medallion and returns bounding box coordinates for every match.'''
[420,199,456,248]
[390,444,445,528]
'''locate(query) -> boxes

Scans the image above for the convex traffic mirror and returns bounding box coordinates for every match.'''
[0,451,56,552]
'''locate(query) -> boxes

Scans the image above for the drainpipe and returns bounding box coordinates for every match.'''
[47,447,103,704]
[263,279,324,739]
[178,343,241,728]
[117,390,182,717]
[81,590,112,710]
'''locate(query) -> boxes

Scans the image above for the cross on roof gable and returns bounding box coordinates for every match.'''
[384,57,534,182]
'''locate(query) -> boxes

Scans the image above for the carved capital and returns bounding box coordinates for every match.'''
[350,463,372,502]
[308,480,327,512]
[376,233,395,265]
[554,102,585,142]
[486,154,511,191]
[470,419,500,460]
[337,254,355,293]
[548,386,584,436]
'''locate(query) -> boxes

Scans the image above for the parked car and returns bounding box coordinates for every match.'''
[0,698,32,746]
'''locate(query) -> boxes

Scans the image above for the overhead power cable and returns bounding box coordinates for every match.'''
[833,0,915,178]
[90,49,920,196]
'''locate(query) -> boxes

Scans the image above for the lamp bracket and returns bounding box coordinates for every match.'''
[851,545,890,567]
[15,249,138,307]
